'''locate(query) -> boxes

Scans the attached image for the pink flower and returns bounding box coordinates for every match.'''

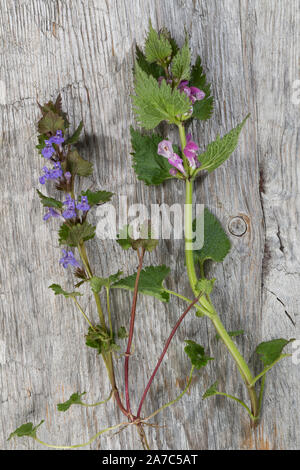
[168,153,186,176]
[183,134,200,170]
[158,140,186,176]
[190,87,205,102]
[178,81,205,104]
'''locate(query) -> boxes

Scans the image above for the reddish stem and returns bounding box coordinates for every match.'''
[136,295,200,418]
[124,248,145,415]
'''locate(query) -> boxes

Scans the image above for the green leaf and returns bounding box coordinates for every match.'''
[136,46,164,79]
[132,63,191,129]
[64,150,93,177]
[193,208,231,264]
[195,278,216,295]
[116,223,159,252]
[38,110,65,134]
[198,115,249,172]
[59,221,96,247]
[8,420,44,441]
[90,271,123,293]
[112,265,170,302]
[49,284,82,298]
[65,121,83,145]
[145,22,172,64]
[118,326,128,339]
[171,40,191,82]
[190,56,214,121]
[86,325,120,355]
[184,340,214,369]
[57,392,86,412]
[130,127,174,185]
[81,189,113,207]
[216,330,244,342]
[36,189,63,209]
[202,381,219,399]
[255,338,295,367]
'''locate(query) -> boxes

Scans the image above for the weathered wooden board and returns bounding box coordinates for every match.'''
[0,0,299,450]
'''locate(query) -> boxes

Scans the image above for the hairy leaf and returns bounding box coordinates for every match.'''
[196,278,216,295]
[133,63,191,129]
[184,340,214,369]
[255,338,295,367]
[118,326,128,339]
[57,392,86,412]
[193,208,231,264]
[36,189,63,209]
[171,40,191,82]
[112,265,170,302]
[198,115,249,172]
[8,420,44,441]
[81,189,114,207]
[86,325,120,355]
[59,221,96,247]
[130,127,173,185]
[65,121,83,145]
[64,150,93,177]
[38,110,65,134]
[49,283,82,298]
[145,22,172,64]
[202,381,219,399]
[136,46,164,79]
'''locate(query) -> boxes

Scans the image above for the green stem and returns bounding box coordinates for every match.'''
[164,289,210,316]
[145,367,194,422]
[106,287,113,339]
[178,123,259,419]
[80,389,114,407]
[215,392,255,420]
[249,355,289,387]
[73,298,95,330]
[257,374,266,417]
[33,421,128,449]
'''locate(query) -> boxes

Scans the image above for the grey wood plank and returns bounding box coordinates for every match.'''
[0,0,299,450]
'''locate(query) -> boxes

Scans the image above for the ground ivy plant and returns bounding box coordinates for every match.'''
[10,22,294,450]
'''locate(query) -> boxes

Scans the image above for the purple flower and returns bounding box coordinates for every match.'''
[178,81,205,104]
[59,249,80,269]
[169,168,178,176]
[168,153,186,176]
[157,76,173,87]
[64,171,72,182]
[190,87,205,103]
[158,140,174,159]
[43,207,60,221]
[76,196,90,212]
[41,140,55,159]
[62,194,76,219]
[39,162,63,184]
[183,134,200,169]
[49,130,65,146]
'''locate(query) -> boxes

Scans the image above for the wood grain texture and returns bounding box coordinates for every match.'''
[0,0,299,450]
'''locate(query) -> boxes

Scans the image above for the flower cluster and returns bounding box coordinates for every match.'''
[62,194,90,220]
[157,134,199,176]
[41,130,65,159]
[59,249,80,269]
[39,162,63,184]
[178,81,205,104]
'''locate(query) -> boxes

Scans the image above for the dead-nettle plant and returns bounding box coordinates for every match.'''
[10,23,294,449]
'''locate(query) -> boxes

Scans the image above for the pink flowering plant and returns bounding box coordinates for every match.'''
[9,23,294,450]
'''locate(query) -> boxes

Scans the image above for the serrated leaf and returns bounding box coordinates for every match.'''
[255,338,295,367]
[202,381,219,399]
[136,46,164,79]
[193,208,231,265]
[118,326,128,339]
[216,330,244,342]
[130,127,174,185]
[145,22,172,64]
[198,115,249,172]
[64,150,93,177]
[171,40,191,82]
[38,110,65,134]
[190,56,214,121]
[196,278,216,295]
[81,189,114,207]
[184,340,214,369]
[8,420,44,441]
[90,271,123,293]
[49,283,82,298]
[133,63,191,129]
[86,325,120,355]
[57,392,86,412]
[36,189,63,209]
[65,121,83,145]
[112,265,170,302]
[59,221,96,247]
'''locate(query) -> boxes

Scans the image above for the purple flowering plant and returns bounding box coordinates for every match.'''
[10,23,294,449]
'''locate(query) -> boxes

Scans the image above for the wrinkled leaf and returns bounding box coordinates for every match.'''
[202,381,219,399]
[184,340,214,369]
[49,283,82,298]
[57,392,86,412]
[8,420,44,441]
[90,271,123,293]
[59,221,96,247]
[81,189,113,207]
[36,189,63,209]
[255,338,295,367]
